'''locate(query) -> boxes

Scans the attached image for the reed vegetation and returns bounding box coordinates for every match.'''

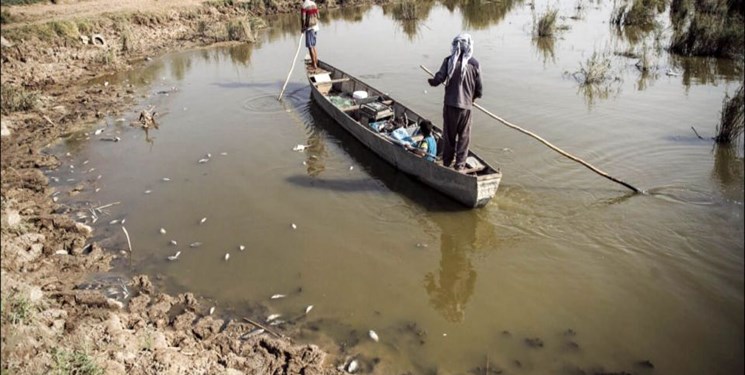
[670,0,744,58]
[574,51,613,85]
[536,8,558,37]
[715,85,744,144]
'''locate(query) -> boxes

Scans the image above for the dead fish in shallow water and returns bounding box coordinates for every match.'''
[198,158,209,164]
[109,219,119,225]
[347,360,359,373]
[144,190,152,194]
[239,245,245,251]
[266,314,281,322]
[162,177,171,182]
[121,218,126,224]
[271,294,286,299]
[220,152,228,156]
[94,128,104,135]
[200,217,207,224]
[269,320,285,326]
[349,166,354,171]
[369,330,379,342]
[170,240,178,246]
[167,251,181,261]
[291,223,297,230]
[224,253,230,261]
[160,228,167,234]
[209,306,215,315]
[292,144,308,152]
[305,305,314,314]
[190,242,202,248]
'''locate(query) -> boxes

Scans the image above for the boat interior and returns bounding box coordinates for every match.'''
[307,62,495,176]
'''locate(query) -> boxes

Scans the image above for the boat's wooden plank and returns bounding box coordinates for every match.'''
[312,78,350,86]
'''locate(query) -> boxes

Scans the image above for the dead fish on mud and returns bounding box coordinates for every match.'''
[162,177,171,182]
[209,306,215,315]
[369,330,379,342]
[239,245,245,251]
[271,294,286,300]
[189,242,203,248]
[170,240,178,246]
[346,359,359,373]
[199,217,207,224]
[144,190,152,194]
[224,253,230,261]
[109,219,119,225]
[167,251,181,261]
[291,223,297,230]
[159,228,167,234]
[198,158,209,164]
[240,328,265,340]
[269,320,285,326]
[266,314,281,322]
[100,137,121,142]
[305,305,314,314]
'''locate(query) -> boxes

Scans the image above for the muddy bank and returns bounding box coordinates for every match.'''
[1,1,380,373]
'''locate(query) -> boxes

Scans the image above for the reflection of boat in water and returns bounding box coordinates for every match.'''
[305,60,502,208]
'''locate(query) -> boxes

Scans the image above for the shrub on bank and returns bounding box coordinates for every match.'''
[0,84,40,115]
[715,85,744,144]
[670,0,744,58]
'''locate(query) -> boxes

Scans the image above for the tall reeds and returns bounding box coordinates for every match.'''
[715,85,744,144]
[670,0,744,58]
[536,8,558,37]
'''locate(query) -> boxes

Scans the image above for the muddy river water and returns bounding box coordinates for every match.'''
[48,1,743,374]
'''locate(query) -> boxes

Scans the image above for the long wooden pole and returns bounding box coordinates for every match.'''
[420,65,642,193]
[278,33,305,101]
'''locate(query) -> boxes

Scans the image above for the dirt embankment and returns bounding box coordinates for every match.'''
[0,1,378,374]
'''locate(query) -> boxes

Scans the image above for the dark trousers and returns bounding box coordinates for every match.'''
[442,105,472,169]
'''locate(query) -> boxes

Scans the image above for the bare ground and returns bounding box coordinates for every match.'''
[0,0,377,374]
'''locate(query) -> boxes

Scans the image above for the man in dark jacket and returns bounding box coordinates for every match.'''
[428,33,482,172]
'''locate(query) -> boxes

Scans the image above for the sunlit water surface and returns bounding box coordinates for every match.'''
[50,1,743,374]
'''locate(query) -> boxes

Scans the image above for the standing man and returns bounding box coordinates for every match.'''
[427,33,482,172]
[301,0,320,72]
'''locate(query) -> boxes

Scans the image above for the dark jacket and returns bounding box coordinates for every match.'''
[429,57,482,110]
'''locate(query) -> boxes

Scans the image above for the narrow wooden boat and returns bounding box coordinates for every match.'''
[305,61,501,208]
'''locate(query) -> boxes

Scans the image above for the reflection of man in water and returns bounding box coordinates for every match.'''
[424,213,482,323]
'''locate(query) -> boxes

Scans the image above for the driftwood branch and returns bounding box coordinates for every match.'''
[121,226,132,253]
[691,126,705,140]
[242,317,284,338]
[420,65,642,194]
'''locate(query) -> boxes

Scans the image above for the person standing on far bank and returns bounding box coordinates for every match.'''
[427,33,482,172]
[301,0,320,72]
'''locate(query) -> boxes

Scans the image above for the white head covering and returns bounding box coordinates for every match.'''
[446,33,474,85]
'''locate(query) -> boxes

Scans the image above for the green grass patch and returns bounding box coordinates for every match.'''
[51,348,104,375]
[1,294,36,325]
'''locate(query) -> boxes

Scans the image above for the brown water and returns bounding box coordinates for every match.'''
[49,1,743,374]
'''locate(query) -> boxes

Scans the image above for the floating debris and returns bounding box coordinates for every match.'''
[270,294,286,300]
[162,177,171,182]
[292,144,308,152]
[167,251,181,261]
[190,242,202,248]
[369,330,379,342]
[200,217,207,224]
[224,253,230,261]
[266,314,281,322]
[159,228,167,234]
[347,359,359,373]
[198,158,209,164]
[170,240,178,246]
[209,306,215,315]
[291,223,297,230]
[144,190,152,194]
[305,305,314,314]
[239,245,245,251]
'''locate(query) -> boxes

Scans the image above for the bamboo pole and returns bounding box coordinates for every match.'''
[420,65,642,193]
[278,33,305,101]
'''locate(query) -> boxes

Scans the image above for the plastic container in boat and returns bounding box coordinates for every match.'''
[353,91,368,100]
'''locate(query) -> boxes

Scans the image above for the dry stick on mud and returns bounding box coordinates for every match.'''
[420,65,642,194]
[242,317,284,338]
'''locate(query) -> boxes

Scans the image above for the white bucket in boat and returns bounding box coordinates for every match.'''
[353,91,368,100]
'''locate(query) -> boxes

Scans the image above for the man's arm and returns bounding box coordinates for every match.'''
[428,58,449,86]
[471,59,482,100]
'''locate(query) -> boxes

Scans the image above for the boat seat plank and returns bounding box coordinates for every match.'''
[312,78,350,87]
